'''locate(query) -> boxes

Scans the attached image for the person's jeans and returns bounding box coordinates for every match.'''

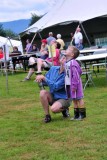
[75,44,83,50]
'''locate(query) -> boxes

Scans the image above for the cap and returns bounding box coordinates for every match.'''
[41,39,47,44]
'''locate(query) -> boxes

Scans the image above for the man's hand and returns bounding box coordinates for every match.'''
[35,75,45,83]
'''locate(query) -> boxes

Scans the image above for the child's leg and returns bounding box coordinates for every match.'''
[70,100,79,120]
[73,99,78,108]
[78,99,84,108]
[77,99,86,120]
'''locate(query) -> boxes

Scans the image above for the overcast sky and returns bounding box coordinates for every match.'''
[0,0,57,22]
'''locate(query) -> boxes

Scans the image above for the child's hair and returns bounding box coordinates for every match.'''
[69,46,80,59]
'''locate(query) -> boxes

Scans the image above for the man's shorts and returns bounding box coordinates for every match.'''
[50,98,71,109]
[28,57,37,66]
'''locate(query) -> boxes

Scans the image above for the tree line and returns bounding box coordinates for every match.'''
[0,13,42,39]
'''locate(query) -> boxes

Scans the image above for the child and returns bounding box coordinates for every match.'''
[64,46,86,120]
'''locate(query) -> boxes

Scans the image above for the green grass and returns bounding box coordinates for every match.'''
[0,70,107,160]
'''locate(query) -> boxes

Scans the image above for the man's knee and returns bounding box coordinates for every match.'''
[40,90,46,96]
[40,90,49,99]
[37,58,42,63]
[50,103,62,113]
[50,106,57,113]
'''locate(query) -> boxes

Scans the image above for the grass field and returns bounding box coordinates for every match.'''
[0,69,107,160]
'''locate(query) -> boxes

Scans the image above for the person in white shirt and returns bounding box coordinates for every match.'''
[73,27,83,50]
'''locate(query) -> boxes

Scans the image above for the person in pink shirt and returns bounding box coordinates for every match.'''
[36,41,61,75]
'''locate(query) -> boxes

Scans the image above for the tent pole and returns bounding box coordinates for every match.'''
[3,42,9,94]
[30,32,37,46]
[37,32,42,40]
[79,22,91,47]
[7,37,14,49]
[18,35,24,54]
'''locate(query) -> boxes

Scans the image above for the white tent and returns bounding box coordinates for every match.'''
[21,0,107,34]
[0,36,23,52]
[0,36,23,60]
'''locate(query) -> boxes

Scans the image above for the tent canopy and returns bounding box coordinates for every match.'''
[21,0,107,35]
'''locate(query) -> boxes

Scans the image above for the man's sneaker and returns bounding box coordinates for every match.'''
[20,78,30,82]
[44,114,51,123]
[62,108,70,118]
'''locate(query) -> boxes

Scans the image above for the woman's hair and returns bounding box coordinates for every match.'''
[26,39,30,42]
[33,44,37,47]
[13,46,18,50]
[56,42,61,49]
[57,34,61,39]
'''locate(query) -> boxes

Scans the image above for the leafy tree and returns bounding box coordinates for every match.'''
[0,23,17,39]
[0,24,18,38]
[0,24,6,37]
[29,13,42,26]
[5,29,17,38]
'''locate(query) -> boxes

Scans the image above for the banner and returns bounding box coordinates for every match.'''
[48,45,56,58]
